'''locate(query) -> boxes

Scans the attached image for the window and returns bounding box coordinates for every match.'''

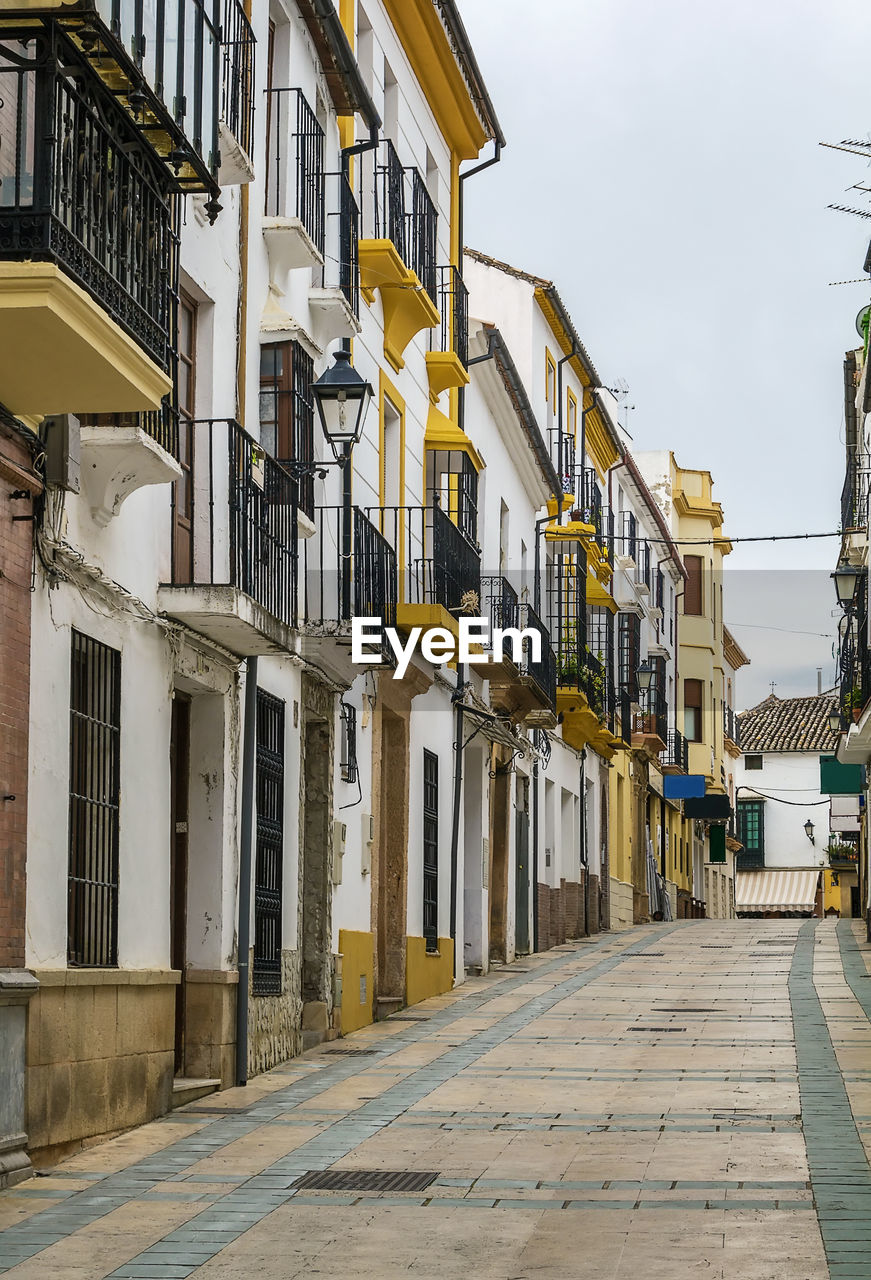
[684,678,703,742]
[422,750,439,952]
[259,340,316,517]
[68,631,121,967]
[744,754,763,771]
[173,291,197,583]
[685,555,704,615]
[567,388,578,440]
[545,349,557,412]
[340,702,358,785]
[736,799,765,869]
[617,612,640,699]
[253,690,285,995]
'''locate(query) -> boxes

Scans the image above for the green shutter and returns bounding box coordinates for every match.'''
[709,824,727,864]
[819,755,865,796]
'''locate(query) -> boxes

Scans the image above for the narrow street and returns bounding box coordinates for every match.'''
[0,921,869,1280]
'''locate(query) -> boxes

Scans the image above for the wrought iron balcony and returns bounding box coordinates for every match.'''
[736,851,764,871]
[338,173,360,318]
[621,510,637,562]
[661,727,689,773]
[435,264,469,368]
[303,505,397,630]
[264,87,325,260]
[841,453,870,533]
[158,419,297,654]
[635,539,652,590]
[723,705,741,748]
[6,3,224,201]
[220,0,256,167]
[838,573,871,725]
[634,687,668,749]
[373,138,407,260]
[369,499,480,619]
[547,545,587,692]
[579,648,607,719]
[404,167,437,304]
[616,687,633,746]
[481,575,520,652]
[580,468,603,541]
[0,32,178,376]
[519,602,557,711]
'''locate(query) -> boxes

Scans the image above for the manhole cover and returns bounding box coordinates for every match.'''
[323,1049,379,1057]
[294,1169,439,1193]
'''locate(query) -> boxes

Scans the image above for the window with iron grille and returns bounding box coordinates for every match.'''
[68,631,121,967]
[617,612,640,699]
[254,689,285,995]
[259,340,315,518]
[422,750,439,952]
[340,702,358,785]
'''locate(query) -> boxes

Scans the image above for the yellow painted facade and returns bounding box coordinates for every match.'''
[338,930,375,1034]
[406,937,455,1005]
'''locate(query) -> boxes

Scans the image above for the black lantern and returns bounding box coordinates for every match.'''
[804,819,815,845]
[828,708,842,733]
[637,659,655,693]
[832,565,860,610]
[311,349,374,462]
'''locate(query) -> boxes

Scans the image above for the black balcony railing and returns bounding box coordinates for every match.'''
[170,420,297,627]
[405,167,437,303]
[220,0,256,159]
[587,605,615,723]
[580,468,603,542]
[724,705,741,747]
[621,510,637,562]
[661,727,689,772]
[736,851,765,872]
[636,689,668,743]
[436,264,469,368]
[481,575,519,658]
[303,506,397,631]
[601,506,615,566]
[338,173,360,317]
[264,87,325,252]
[369,500,481,616]
[841,454,871,532]
[635,539,652,589]
[0,33,179,372]
[547,546,587,690]
[838,571,871,724]
[617,687,633,745]
[374,138,406,259]
[520,602,557,709]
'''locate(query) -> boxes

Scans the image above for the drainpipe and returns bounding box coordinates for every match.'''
[447,140,503,967]
[532,753,540,952]
[579,749,588,935]
[235,656,258,1087]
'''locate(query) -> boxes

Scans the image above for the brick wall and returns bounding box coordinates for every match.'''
[0,427,39,970]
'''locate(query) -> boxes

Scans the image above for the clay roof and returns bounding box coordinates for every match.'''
[738,692,839,753]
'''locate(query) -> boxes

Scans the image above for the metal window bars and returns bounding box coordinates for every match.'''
[841,453,871,532]
[364,500,481,617]
[621,510,637,562]
[838,572,870,726]
[546,544,588,690]
[661,727,689,772]
[405,166,437,303]
[68,630,121,968]
[169,419,298,629]
[253,689,284,995]
[520,602,557,709]
[220,0,256,160]
[0,32,179,373]
[373,140,438,303]
[338,171,360,317]
[723,705,741,748]
[264,86,325,252]
[374,138,406,258]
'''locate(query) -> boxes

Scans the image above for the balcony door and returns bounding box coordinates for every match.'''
[173,292,197,583]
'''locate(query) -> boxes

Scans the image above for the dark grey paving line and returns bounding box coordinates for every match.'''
[0,927,672,1275]
[103,926,680,1279]
[837,921,871,1024]
[790,919,871,1280]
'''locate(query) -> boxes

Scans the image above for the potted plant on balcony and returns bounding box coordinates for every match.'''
[825,840,859,865]
[849,687,864,722]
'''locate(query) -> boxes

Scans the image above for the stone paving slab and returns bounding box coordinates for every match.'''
[3,922,871,1275]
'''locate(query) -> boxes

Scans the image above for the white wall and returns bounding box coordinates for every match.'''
[735,752,827,870]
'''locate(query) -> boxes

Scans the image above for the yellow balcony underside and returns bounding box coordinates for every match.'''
[545,517,596,542]
[425,350,469,402]
[559,699,605,753]
[395,602,459,641]
[359,238,440,373]
[587,573,617,612]
[0,262,171,416]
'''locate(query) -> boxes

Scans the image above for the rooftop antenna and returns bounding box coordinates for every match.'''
[769,681,777,697]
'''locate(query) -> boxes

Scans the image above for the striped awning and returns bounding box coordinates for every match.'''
[735,869,820,914]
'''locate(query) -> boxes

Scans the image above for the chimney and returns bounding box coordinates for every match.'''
[817,667,823,695]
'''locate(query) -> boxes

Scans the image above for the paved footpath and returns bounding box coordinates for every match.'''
[2,919,871,1279]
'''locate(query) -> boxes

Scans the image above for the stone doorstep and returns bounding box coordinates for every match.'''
[171,1079,221,1110]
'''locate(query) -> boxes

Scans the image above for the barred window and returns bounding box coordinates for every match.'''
[422,750,439,952]
[253,689,285,995]
[259,340,315,517]
[68,631,121,967]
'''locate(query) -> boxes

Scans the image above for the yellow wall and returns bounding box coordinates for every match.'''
[823,869,858,917]
[609,755,632,886]
[338,930,375,1034]
[406,936,454,1005]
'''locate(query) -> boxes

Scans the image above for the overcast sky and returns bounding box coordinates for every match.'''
[459,0,871,707]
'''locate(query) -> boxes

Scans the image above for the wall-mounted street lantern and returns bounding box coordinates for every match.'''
[311,348,374,461]
[637,659,655,694]
[828,708,842,734]
[804,819,815,845]
[832,565,860,611]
